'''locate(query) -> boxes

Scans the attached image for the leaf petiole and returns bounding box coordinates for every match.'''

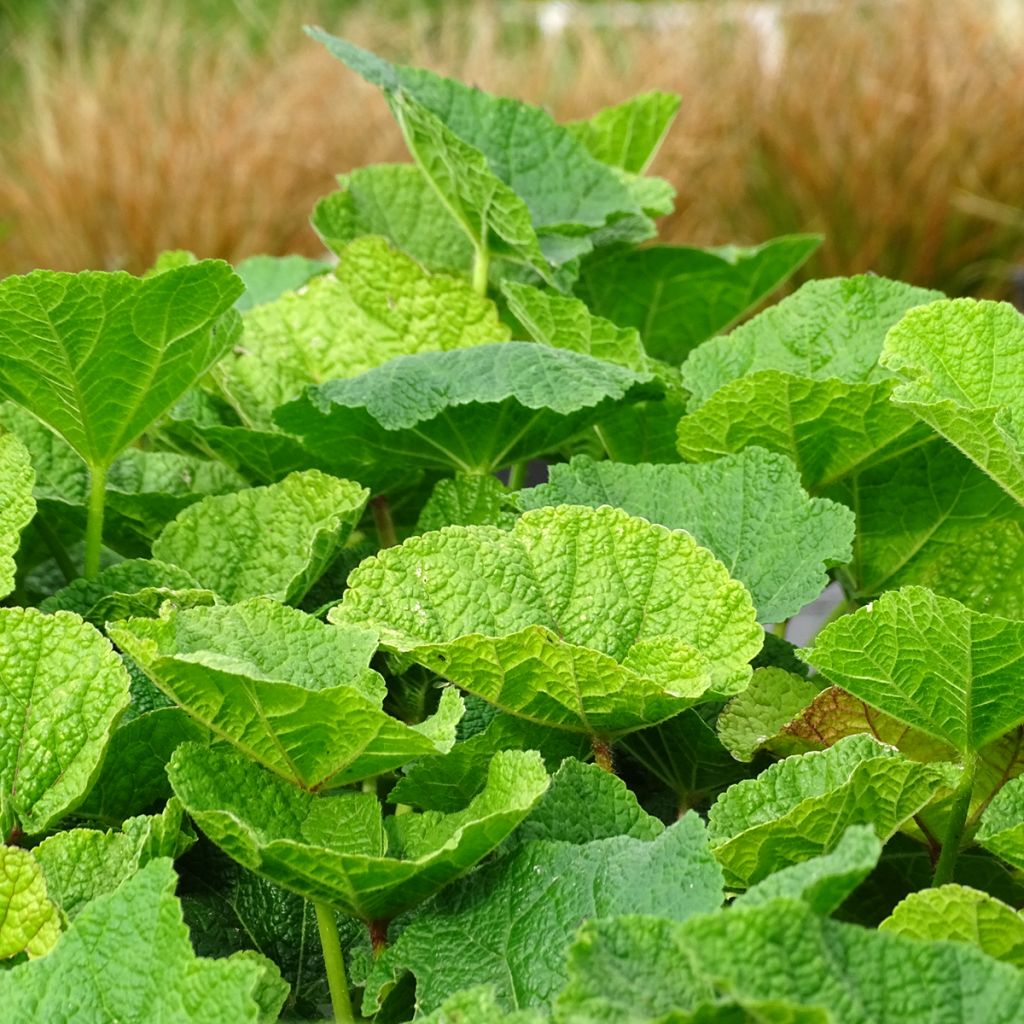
[314,900,355,1024]
[83,463,108,579]
[932,752,979,887]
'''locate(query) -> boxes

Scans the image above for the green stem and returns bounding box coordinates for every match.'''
[472,242,490,296]
[83,463,108,579]
[771,620,787,639]
[507,461,528,491]
[932,753,978,887]
[34,516,77,585]
[314,901,354,1024]
[370,495,398,549]
[817,595,857,633]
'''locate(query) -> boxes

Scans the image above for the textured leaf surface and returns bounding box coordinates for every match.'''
[218,237,508,429]
[0,263,242,469]
[557,900,1024,1024]
[168,744,548,921]
[706,734,954,886]
[882,298,1024,505]
[977,775,1024,869]
[233,253,330,313]
[275,343,659,485]
[0,846,60,960]
[335,505,762,736]
[152,470,368,603]
[803,586,1024,755]
[519,450,853,623]
[110,600,464,789]
[0,609,130,834]
[565,91,680,173]
[364,813,722,1015]
[881,885,1024,968]
[575,236,820,363]
[681,275,942,407]
[0,431,35,599]
[416,474,519,532]
[0,858,279,1023]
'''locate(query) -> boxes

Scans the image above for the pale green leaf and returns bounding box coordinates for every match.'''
[168,744,549,922]
[233,254,330,313]
[152,470,368,604]
[0,609,130,834]
[0,846,60,960]
[416,987,547,1023]
[519,450,854,623]
[977,775,1024,869]
[0,858,282,1023]
[416,474,519,532]
[0,431,35,599]
[0,262,242,471]
[334,505,762,737]
[566,91,681,174]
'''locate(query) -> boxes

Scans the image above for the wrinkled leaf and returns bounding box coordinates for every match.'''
[0,431,35,599]
[566,91,681,174]
[0,846,60,960]
[233,254,330,313]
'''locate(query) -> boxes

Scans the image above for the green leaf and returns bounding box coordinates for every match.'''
[364,813,722,1015]
[0,262,242,472]
[734,825,882,915]
[275,343,660,486]
[882,298,1024,505]
[152,470,368,604]
[880,885,1024,968]
[575,236,821,363]
[168,744,549,922]
[681,275,942,407]
[0,846,60,960]
[109,600,466,789]
[0,608,131,835]
[0,858,283,1023]
[502,281,649,371]
[557,900,1024,1024]
[977,775,1024,869]
[519,450,853,623]
[218,237,509,430]
[706,734,954,887]
[803,586,1024,756]
[334,505,762,738]
[312,164,474,275]
[416,474,519,532]
[34,798,194,921]
[233,254,330,313]
[415,987,547,1023]
[0,430,35,599]
[565,91,681,174]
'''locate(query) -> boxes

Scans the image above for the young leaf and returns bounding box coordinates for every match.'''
[977,775,1024,870]
[519,449,854,623]
[334,505,762,738]
[233,253,330,313]
[0,608,131,835]
[882,298,1024,505]
[416,474,519,532]
[168,744,549,922]
[0,430,35,599]
[364,814,722,1015]
[575,236,821,363]
[803,586,1024,756]
[0,858,285,1023]
[152,470,368,604]
[109,600,463,789]
[275,343,660,487]
[0,846,60,960]
[880,885,1024,968]
[0,262,242,471]
[565,91,681,174]
[706,734,954,886]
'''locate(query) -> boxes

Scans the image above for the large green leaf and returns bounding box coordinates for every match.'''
[152,470,368,604]
[0,609,130,835]
[334,505,762,739]
[0,431,35,599]
[109,600,463,789]
[0,858,285,1023]
[416,474,519,533]
[681,275,942,407]
[0,846,60,960]
[519,450,854,623]
[364,813,722,1016]
[217,236,509,429]
[167,743,549,922]
[275,343,659,488]
[882,298,1024,505]
[565,91,681,174]
[556,899,1024,1023]
[803,586,1024,756]
[0,262,242,472]
[706,734,954,887]
[575,236,820,363]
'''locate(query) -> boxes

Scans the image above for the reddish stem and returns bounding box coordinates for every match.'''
[369,918,390,957]
[591,736,615,774]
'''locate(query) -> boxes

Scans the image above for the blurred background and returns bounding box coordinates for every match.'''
[2,0,1023,299]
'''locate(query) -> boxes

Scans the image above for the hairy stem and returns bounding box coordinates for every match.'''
[507,461,527,491]
[932,753,978,887]
[83,463,108,579]
[370,494,398,549]
[315,901,354,1024]
[591,736,615,774]
[472,242,490,296]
